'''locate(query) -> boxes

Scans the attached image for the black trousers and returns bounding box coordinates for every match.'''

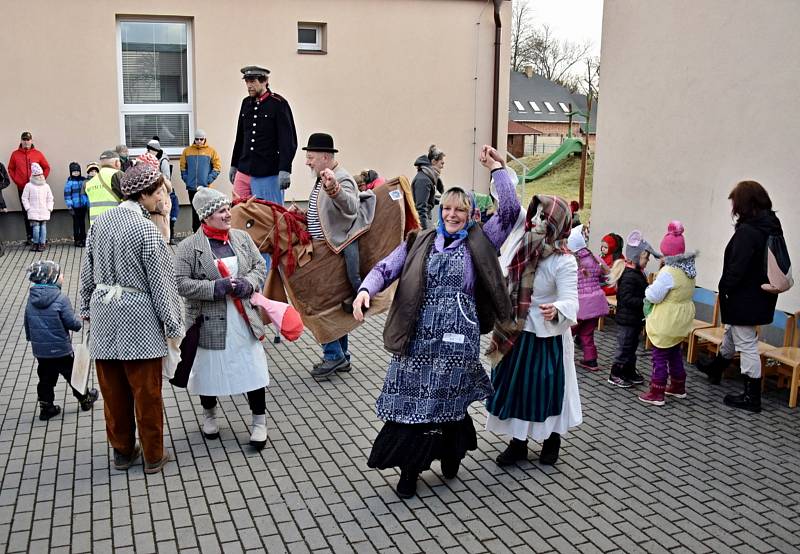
[188,189,200,232]
[613,324,643,367]
[200,387,266,415]
[16,188,31,240]
[72,207,87,243]
[342,240,361,294]
[37,355,86,403]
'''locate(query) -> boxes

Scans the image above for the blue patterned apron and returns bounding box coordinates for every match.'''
[376,243,494,424]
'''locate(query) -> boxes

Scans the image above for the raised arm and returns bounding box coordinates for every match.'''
[483,167,521,249]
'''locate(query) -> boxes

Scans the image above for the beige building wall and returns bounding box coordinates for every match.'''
[592,0,800,312]
[1,0,510,215]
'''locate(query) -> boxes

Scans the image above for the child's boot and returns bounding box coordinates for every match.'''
[539,433,561,465]
[496,438,529,466]
[249,414,267,449]
[608,364,633,388]
[665,378,687,399]
[638,382,666,406]
[79,388,99,411]
[625,362,645,385]
[39,401,62,421]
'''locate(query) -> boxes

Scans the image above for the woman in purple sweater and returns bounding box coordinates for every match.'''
[352,145,519,499]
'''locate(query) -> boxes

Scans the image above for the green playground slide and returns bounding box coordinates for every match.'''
[522,138,584,182]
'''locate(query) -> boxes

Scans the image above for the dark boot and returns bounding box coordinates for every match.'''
[539,433,561,465]
[441,456,461,479]
[608,364,633,388]
[724,376,762,413]
[396,468,419,499]
[169,221,177,245]
[496,438,529,466]
[697,354,729,385]
[79,388,99,411]
[625,362,645,385]
[39,401,62,421]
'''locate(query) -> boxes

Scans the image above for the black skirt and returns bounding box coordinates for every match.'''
[367,415,477,472]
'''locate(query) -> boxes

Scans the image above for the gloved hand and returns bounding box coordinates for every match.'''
[278,171,291,190]
[231,278,254,299]
[229,166,238,184]
[213,278,233,299]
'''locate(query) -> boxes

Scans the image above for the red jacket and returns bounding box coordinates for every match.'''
[8,145,50,190]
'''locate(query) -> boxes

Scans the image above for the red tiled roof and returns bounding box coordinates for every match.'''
[507,120,542,135]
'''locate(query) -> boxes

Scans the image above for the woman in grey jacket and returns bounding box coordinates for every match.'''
[173,187,270,449]
[411,145,445,229]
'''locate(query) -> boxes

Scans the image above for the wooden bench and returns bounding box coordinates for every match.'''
[761,311,800,408]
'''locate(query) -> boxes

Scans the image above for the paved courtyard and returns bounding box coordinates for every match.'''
[1,242,799,553]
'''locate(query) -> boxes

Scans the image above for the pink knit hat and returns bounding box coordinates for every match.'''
[30,162,44,176]
[660,220,686,257]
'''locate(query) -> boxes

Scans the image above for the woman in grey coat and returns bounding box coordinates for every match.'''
[173,187,270,449]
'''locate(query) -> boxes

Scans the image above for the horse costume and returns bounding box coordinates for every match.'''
[231,176,419,344]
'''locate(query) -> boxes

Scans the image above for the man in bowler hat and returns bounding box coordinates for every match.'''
[294,133,376,379]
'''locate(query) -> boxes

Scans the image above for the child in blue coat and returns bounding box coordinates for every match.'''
[24,260,98,420]
[64,162,89,246]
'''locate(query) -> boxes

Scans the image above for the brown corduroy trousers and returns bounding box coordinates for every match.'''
[95,358,164,464]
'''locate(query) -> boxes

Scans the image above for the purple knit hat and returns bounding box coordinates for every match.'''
[660,220,686,257]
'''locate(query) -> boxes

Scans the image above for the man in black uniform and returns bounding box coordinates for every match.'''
[230,65,298,207]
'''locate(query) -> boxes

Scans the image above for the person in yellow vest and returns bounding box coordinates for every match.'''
[85,150,123,226]
[640,221,697,406]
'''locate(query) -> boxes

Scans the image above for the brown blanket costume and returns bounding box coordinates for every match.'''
[231,176,419,344]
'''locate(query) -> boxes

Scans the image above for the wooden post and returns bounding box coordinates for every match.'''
[578,60,593,209]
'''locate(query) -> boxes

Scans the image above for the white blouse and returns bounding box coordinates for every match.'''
[523,254,579,337]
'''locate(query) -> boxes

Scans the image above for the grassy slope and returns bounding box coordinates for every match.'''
[508,153,593,224]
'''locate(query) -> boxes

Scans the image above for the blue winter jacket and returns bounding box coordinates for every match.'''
[24,285,82,358]
[180,144,221,191]
[64,177,89,209]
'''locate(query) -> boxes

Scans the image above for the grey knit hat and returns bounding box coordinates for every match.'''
[28,260,61,285]
[120,163,162,197]
[192,187,231,221]
[625,230,661,262]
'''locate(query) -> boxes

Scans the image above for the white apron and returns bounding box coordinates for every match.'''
[187,256,270,396]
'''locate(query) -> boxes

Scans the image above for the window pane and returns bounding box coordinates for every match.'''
[121,21,188,104]
[298,28,318,44]
[124,114,190,148]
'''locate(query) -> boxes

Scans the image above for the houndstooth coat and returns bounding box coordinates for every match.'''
[79,201,184,360]
[173,228,267,349]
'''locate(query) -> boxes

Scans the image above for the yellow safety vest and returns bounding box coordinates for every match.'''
[85,168,122,225]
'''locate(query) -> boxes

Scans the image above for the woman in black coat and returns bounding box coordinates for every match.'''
[699,180,784,413]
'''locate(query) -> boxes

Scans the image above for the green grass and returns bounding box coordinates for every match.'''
[508,152,593,224]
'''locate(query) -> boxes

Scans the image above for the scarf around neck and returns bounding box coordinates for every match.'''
[202,223,229,243]
[486,194,571,365]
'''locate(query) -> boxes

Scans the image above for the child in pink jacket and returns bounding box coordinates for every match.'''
[21,162,54,252]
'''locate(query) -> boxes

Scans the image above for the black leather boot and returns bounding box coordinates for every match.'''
[539,433,561,465]
[396,468,419,499]
[39,401,62,421]
[724,376,762,413]
[697,354,729,385]
[496,438,528,466]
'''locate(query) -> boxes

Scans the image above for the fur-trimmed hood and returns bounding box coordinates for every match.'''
[664,250,698,279]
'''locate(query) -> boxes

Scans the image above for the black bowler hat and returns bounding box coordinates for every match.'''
[302,133,338,153]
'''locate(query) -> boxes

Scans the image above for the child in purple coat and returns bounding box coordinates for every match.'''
[568,224,609,370]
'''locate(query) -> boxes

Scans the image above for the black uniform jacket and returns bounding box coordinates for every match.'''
[231,90,298,177]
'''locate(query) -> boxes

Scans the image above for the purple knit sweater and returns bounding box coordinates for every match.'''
[361,169,520,297]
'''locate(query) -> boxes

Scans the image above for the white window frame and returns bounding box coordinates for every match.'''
[297,23,324,52]
[116,18,194,158]
[513,100,526,112]
[529,101,541,112]
[559,102,571,113]
[544,101,556,113]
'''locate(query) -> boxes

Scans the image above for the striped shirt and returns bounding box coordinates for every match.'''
[306,181,324,239]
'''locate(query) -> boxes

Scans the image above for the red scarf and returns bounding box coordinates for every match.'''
[202,223,229,243]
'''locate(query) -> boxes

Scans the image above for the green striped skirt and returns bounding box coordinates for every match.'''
[486,332,565,422]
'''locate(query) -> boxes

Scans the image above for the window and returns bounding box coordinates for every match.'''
[513,100,526,112]
[544,101,556,113]
[559,102,571,113]
[529,101,541,112]
[298,22,326,53]
[117,20,193,154]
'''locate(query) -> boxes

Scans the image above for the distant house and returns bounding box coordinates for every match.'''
[509,67,597,155]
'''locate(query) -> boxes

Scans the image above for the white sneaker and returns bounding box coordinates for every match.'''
[250,414,267,449]
[202,408,219,439]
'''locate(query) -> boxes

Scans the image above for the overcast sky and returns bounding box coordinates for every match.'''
[521,0,604,58]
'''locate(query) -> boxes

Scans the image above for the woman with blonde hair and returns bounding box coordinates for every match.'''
[353,145,518,499]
